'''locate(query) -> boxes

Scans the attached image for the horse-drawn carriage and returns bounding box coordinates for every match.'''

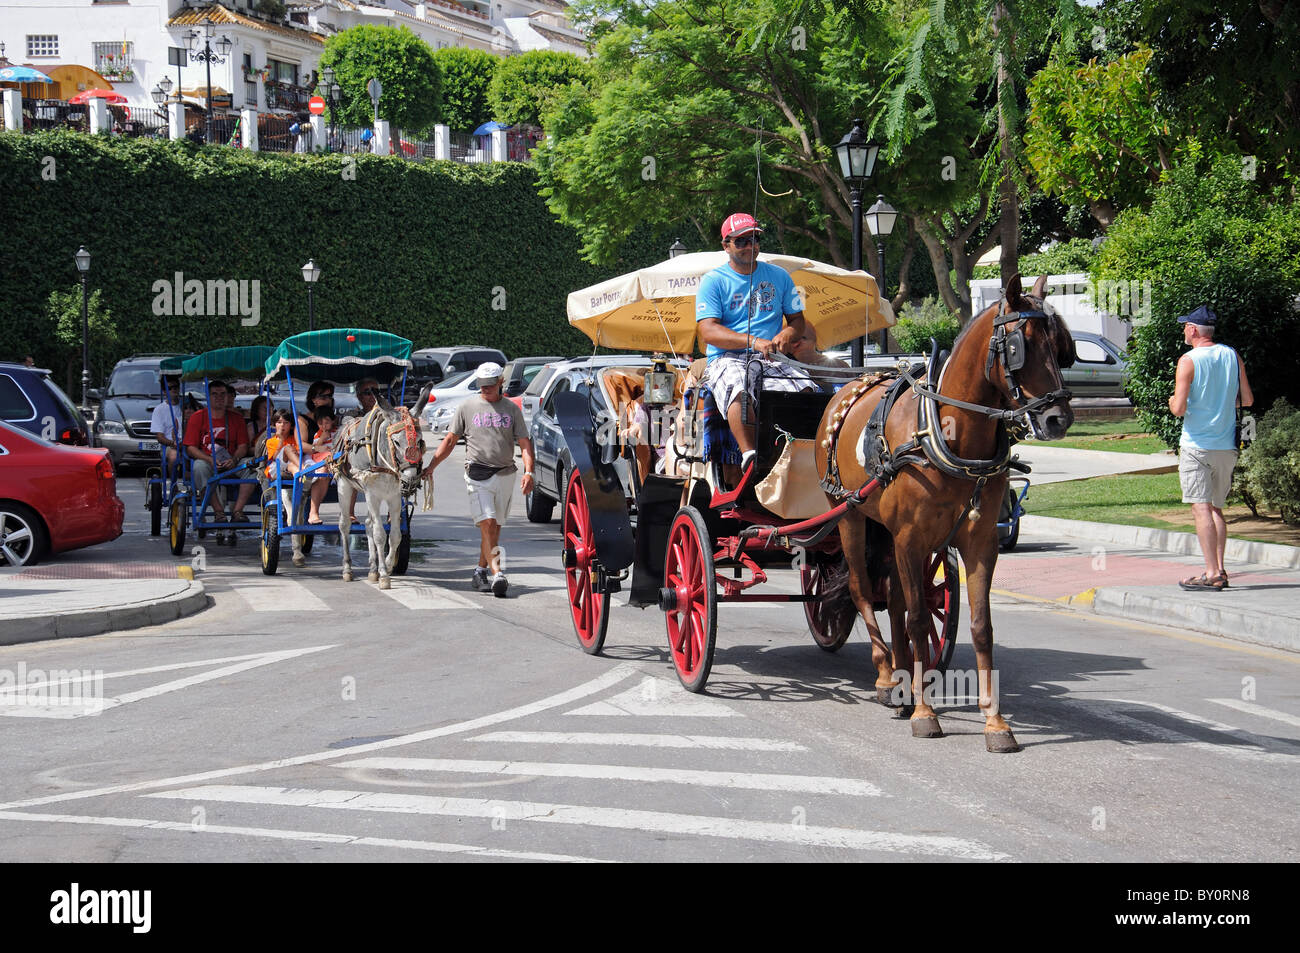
[560,261,1076,753]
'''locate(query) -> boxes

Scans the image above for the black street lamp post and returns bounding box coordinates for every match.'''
[668,239,687,259]
[865,195,899,354]
[302,259,320,331]
[151,76,173,121]
[834,118,881,366]
[320,65,342,152]
[187,25,232,144]
[73,246,91,411]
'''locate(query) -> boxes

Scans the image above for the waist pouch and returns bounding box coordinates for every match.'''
[466,462,507,481]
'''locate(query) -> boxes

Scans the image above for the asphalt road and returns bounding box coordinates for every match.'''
[0,448,1296,864]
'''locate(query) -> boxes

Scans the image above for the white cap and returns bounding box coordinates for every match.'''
[476,361,504,382]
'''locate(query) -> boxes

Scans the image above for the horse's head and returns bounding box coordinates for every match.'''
[983,273,1075,441]
[377,403,426,493]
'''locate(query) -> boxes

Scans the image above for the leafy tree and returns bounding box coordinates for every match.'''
[1026,48,1179,229]
[46,286,118,397]
[490,50,590,128]
[318,26,441,132]
[1092,147,1300,447]
[433,48,499,132]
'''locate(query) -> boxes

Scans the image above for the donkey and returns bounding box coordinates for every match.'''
[313,388,429,589]
[815,274,1075,752]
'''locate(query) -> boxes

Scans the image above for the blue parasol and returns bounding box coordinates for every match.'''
[472,120,509,136]
[0,65,55,84]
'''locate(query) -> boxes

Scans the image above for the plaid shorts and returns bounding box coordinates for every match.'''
[703,355,815,420]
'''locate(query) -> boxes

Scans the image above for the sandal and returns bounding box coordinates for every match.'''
[231,509,246,523]
[1179,573,1212,591]
[1205,573,1229,591]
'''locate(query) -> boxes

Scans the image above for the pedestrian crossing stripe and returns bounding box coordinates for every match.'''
[566,677,737,717]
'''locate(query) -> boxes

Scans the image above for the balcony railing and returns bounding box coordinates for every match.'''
[264,81,311,113]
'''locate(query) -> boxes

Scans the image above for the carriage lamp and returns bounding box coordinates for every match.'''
[668,239,687,259]
[644,357,676,406]
[865,195,898,354]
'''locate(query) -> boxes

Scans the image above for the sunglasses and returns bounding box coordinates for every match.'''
[730,235,760,248]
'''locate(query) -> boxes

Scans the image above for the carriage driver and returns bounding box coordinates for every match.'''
[696,212,816,472]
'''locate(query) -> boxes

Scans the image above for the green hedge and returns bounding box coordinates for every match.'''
[0,131,671,384]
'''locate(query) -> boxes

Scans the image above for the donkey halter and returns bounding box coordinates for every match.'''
[983,302,1071,415]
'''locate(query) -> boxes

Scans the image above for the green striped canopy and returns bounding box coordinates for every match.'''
[179,346,277,382]
[159,354,194,374]
[263,329,414,384]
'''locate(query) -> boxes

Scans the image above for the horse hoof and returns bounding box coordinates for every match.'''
[343,571,353,582]
[911,716,943,739]
[985,730,1021,753]
[292,554,305,568]
[875,686,897,707]
[379,578,391,590]
[367,572,379,583]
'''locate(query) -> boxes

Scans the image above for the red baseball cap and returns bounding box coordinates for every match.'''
[720,212,763,240]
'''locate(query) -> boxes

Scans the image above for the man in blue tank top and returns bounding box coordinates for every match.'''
[1167,305,1253,590]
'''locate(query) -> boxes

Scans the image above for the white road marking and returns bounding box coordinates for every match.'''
[230,578,329,612]
[0,646,335,720]
[375,582,482,610]
[471,731,808,751]
[1207,698,1300,729]
[566,676,737,717]
[1076,698,1294,764]
[147,785,1003,859]
[338,757,882,796]
[0,810,607,863]
[500,573,565,590]
[0,664,638,811]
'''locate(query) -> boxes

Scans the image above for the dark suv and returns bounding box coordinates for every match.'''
[94,354,201,469]
[0,363,89,446]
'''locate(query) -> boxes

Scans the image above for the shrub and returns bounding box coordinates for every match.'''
[433,48,499,133]
[1237,399,1300,524]
[1091,148,1300,448]
[490,51,589,128]
[892,297,961,354]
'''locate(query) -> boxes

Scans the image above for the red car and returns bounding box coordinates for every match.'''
[0,420,124,567]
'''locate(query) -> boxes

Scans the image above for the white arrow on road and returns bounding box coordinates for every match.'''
[0,645,336,719]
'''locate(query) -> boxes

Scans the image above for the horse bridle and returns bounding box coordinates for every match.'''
[983,300,1072,415]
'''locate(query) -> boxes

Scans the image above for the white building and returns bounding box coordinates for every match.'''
[0,0,587,112]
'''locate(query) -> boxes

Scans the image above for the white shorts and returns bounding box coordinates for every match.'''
[465,470,515,525]
[1180,447,1237,508]
[704,355,815,416]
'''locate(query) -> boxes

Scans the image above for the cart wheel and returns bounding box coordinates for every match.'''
[149,481,163,537]
[563,469,610,654]
[663,506,717,693]
[802,559,855,651]
[393,531,411,576]
[924,547,960,673]
[260,504,280,576]
[168,498,187,556]
[997,486,1020,552]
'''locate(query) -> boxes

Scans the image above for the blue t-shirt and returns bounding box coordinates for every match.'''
[695,261,802,362]
[1181,343,1239,451]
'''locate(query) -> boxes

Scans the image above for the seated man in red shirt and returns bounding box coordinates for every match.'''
[182,380,249,523]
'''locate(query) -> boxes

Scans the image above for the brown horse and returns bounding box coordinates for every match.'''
[815,274,1074,752]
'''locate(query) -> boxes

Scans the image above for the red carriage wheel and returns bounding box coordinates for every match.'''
[802,559,855,652]
[662,506,717,693]
[924,547,961,672]
[563,469,610,654]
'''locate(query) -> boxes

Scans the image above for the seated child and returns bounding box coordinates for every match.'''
[310,408,338,464]
[263,409,301,480]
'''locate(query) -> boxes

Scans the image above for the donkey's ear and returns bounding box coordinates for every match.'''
[1004,272,1023,304]
[1030,274,1049,299]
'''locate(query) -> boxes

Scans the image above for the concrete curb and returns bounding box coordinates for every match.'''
[1021,515,1300,570]
[1090,586,1300,653]
[0,581,208,646]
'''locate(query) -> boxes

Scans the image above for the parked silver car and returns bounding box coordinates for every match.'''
[1061,331,1128,398]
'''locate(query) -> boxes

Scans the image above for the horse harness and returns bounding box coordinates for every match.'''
[335,406,423,483]
[820,302,1067,529]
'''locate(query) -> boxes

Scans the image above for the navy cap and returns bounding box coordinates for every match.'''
[1178,304,1217,326]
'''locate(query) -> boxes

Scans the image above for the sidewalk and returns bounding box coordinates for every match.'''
[1000,444,1300,652]
[0,563,207,645]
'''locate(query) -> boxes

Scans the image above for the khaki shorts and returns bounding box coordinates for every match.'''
[465,469,515,525]
[1179,447,1237,508]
